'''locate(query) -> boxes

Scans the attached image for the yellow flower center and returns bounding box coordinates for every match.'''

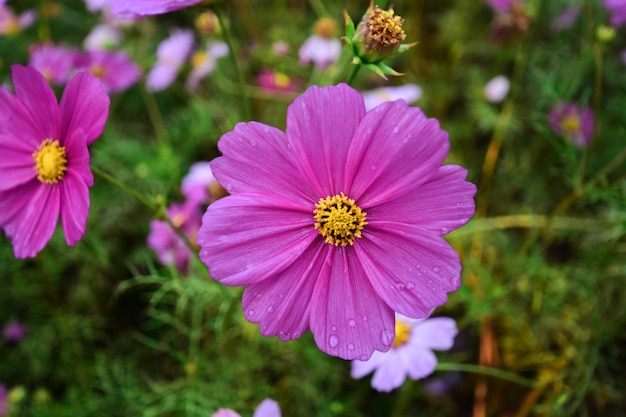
[273,72,291,88]
[313,193,367,246]
[192,51,207,68]
[392,319,411,348]
[366,6,406,51]
[89,63,107,79]
[562,114,580,134]
[33,139,67,184]
[314,17,338,38]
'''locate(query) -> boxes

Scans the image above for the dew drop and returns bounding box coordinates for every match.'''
[403,137,410,143]
[381,329,393,346]
[395,282,406,291]
[225,183,233,191]
[255,293,262,299]
[267,306,274,313]
[293,331,301,338]
[347,343,355,351]
[248,309,255,317]
[362,315,368,322]
[367,128,373,134]
[393,126,400,133]
[407,282,415,290]
[249,139,257,146]
[440,227,448,234]
[433,267,441,273]
[263,126,269,133]
[360,354,369,361]
[331,326,337,332]
[329,335,339,348]
[348,319,356,328]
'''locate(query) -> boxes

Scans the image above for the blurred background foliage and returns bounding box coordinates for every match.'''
[1,0,626,416]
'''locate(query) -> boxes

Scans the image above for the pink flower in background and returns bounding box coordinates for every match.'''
[0,4,35,35]
[29,44,79,85]
[185,41,229,92]
[604,0,626,27]
[621,49,626,66]
[146,29,194,92]
[299,35,342,70]
[76,49,141,93]
[551,5,580,31]
[83,24,122,50]
[212,399,281,417]
[197,84,476,360]
[255,69,301,95]
[484,0,523,13]
[0,65,109,258]
[548,101,594,148]
[351,314,457,392]
[147,202,201,272]
[361,84,422,111]
[0,384,7,415]
[272,41,289,56]
[109,0,203,19]
[181,161,217,207]
[484,75,510,103]
[2,321,26,344]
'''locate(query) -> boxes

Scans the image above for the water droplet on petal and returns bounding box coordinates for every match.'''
[329,335,339,348]
[395,282,406,291]
[393,126,400,133]
[248,309,255,316]
[348,320,356,328]
[403,137,409,143]
[249,139,257,146]
[331,326,337,332]
[347,343,355,351]
[407,282,415,289]
[433,267,441,273]
[267,306,274,313]
[360,354,369,360]
[363,316,368,322]
[440,227,448,234]
[263,126,269,133]
[381,329,393,346]
[367,128,372,134]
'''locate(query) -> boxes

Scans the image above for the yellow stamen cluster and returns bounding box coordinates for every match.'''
[392,319,412,348]
[33,139,67,184]
[562,114,581,134]
[365,6,406,52]
[89,63,107,79]
[313,193,367,246]
[314,17,338,39]
[192,51,207,69]
[273,72,291,88]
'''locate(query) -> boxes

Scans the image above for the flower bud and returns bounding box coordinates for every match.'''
[353,5,406,62]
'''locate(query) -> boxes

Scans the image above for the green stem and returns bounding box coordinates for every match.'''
[308,0,328,17]
[92,165,154,210]
[435,362,537,387]
[346,63,361,86]
[215,7,252,120]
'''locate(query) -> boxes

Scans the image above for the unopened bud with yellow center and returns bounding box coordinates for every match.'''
[195,11,221,36]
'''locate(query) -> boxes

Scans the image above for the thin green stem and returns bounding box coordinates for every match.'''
[346,63,361,86]
[435,363,537,388]
[308,0,329,17]
[92,165,154,210]
[216,7,252,120]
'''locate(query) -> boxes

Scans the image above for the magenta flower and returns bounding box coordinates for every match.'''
[109,0,203,19]
[0,4,35,35]
[551,5,580,31]
[0,65,110,259]
[28,44,79,85]
[0,384,7,415]
[147,202,201,272]
[185,41,229,92]
[181,161,217,207]
[212,399,281,417]
[146,29,194,92]
[197,84,476,360]
[484,0,520,13]
[351,314,457,392]
[548,101,594,148]
[75,49,141,94]
[255,70,301,95]
[361,84,422,112]
[604,0,626,27]
[2,321,26,344]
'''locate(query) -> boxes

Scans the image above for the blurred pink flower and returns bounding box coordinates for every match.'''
[0,384,7,415]
[2,321,26,344]
[299,35,342,70]
[551,5,580,31]
[212,399,281,417]
[181,161,216,207]
[76,49,141,93]
[147,202,201,272]
[83,0,107,12]
[109,0,203,19]
[484,0,519,13]
[272,41,289,56]
[361,84,422,111]
[0,65,110,258]
[197,84,476,360]
[351,314,457,392]
[484,75,510,103]
[604,0,626,27]
[29,44,79,85]
[0,4,35,35]
[146,29,194,92]
[255,69,301,95]
[548,101,594,148]
[185,41,229,92]
[83,24,122,50]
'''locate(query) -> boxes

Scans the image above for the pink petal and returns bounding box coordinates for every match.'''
[0,180,39,228]
[252,399,281,417]
[309,247,395,360]
[6,183,60,258]
[404,346,438,380]
[355,225,462,319]
[11,65,61,141]
[366,165,476,235]
[60,173,90,246]
[211,410,241,417]
[214,122,316,202]
[345,100,449,208]
[242,243,331,341]
[64,128,94,186]
[198,194,317,286]
[350,350,387,379]
[285,84,366,197]
[0,88,43,150]
[0,147,37,192]
[370,351,408,392]
[410,317,458,350]
[59,71,110,145]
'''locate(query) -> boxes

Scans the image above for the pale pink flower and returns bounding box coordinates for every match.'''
[28,44,79,85]
[212,398,281,417]
[361,84,422,111]
[0,4,35,35]
[484,75,510,103]
[299,35,342,70]
[83,24,122,50]
[181,161,216,207]
[109,0,203,19]
[76,49,141,94]
[185,41,228,92]
[548,101,594,148]
[146,29,194,92]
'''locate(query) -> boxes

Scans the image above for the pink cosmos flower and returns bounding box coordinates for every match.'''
[0,4,35,35]
[351,314,457,392]
[197,84,476,360]
[109,0,203,19]
[181,161,217,207]
[0,65,110,259]
[83,0,107,12]
[2,321,26,344]
[147,202,201,272]
[0,384,7,415]
[146,29,194,92]
[28,44,79,85]
[484,75,510,103]
[75,49,141,94]
[185,41,229,92]
[83,24,122,50]
[212,399,281,417]
[361,84,422,112]
[484,0,521,13]
[551,5,580,31]
[299,35,342,70]
[548,101,594,148]
[604,0,626,27]
[255,69,301,96]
